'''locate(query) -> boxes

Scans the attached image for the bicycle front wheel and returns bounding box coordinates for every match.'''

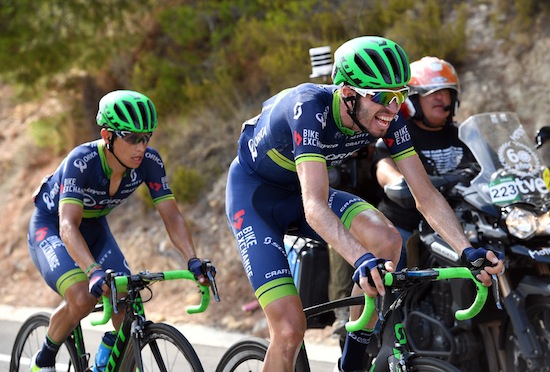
[407,356,461,371]
[10,312,83,372]
[119,322,203,372]
[215,337,269,372]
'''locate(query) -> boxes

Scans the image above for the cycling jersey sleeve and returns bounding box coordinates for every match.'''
[140,148,175,205]
[381,114,416,162]
[57,147,95,207]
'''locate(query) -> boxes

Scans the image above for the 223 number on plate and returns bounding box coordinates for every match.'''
[488,177,520,205]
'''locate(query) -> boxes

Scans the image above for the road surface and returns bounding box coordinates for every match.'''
[0,305,340,371]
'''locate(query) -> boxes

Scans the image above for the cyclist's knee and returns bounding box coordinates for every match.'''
[272,316,306,347]
[265,297,306,345]
[384,225,403,259]
[64,282,97,319]
[370,225,402,263]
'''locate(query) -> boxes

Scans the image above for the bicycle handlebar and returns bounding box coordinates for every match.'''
[345,267,488,332]
[90,269,211,326]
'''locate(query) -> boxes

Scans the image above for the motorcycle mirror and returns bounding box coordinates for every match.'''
[535,126,550,149]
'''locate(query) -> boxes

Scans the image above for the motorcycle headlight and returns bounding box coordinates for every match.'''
[536,211,550,236]
[506,207,537,239]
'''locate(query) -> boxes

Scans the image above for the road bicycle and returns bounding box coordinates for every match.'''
[215,266,488,372]
[10,262,219,372]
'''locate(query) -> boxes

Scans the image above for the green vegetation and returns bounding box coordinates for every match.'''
[28,114,69,155]
[170,165,206,204]
[0,0,545,206]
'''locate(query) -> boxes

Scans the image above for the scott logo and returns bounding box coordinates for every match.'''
[233,209,245,230]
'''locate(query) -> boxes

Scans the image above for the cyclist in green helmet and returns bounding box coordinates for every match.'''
[28,90,216,371]
[225,36,502,372]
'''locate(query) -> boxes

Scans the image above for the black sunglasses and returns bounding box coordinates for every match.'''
[112,130,153,145]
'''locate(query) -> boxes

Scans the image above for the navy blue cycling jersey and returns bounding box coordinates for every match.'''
[33,140,174,217]
[226,83,417,308]
[237,83,416,188]
[29,139,174,296]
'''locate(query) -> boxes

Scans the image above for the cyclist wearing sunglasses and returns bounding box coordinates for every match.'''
[225,36,502,372]
[28,90,215,371]
[373,56,476,271]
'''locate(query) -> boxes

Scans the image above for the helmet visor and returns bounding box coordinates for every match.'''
[349,86,409,107]
[411,86,458,97]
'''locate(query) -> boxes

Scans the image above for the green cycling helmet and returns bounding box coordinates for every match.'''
[332,36,411,89]
[96,90,158,133]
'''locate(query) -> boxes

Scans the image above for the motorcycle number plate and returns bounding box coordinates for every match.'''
[488,177,520,205]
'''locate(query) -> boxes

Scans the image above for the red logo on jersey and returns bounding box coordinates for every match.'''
[233,209,245,230]
[293,130,303,146]
[148,182,162,191]
[35,227,48,242]
[383,138,395,147]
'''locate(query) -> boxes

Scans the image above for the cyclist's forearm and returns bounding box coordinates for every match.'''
[60,222,97,273]
[157,199,198,261]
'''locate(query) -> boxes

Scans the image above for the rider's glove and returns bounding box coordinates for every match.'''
[88,269,107,299]
[352,253,387,288]
[188,258,217,280]
[461,247,503,269]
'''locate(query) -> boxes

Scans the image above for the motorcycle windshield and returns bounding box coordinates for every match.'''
[459,112,550,206]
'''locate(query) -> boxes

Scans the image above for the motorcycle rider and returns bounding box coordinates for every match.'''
[373,56,476,269]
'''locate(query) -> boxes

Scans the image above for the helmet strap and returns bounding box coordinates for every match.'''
[106,136,133,170]
[343,94,369,133]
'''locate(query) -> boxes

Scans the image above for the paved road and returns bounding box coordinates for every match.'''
[0,305,339,371]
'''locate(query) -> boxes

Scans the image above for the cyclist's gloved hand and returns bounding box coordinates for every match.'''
[352,252,387,288]
[461,247,503,269]
[88,269,107,299]
[188,258,216,280]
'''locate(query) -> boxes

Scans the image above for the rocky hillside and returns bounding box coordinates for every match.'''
[0,3,549,335]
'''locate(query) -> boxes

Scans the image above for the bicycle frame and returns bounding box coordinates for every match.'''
[353,267,487,371]
[215,267,487,372]
[10,267,217,372]
[102,269,213,371]
[70,268,215,372]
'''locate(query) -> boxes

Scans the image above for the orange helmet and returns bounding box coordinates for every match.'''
[407,56,460,124]
[408,56,460,95]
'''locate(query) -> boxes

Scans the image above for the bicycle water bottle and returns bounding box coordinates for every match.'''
[92,331,116,372]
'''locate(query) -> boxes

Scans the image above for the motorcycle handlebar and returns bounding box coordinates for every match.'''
[345,267,488,332]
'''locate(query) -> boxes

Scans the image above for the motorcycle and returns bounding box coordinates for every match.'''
[385,112,550,371]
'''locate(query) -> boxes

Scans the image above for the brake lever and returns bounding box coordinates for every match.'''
[491,274,502,310]
[106,270,119,314]
[202,260,220,302]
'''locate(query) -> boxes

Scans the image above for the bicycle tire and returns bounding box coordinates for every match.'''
[215,337,269,372]
[119,322,203,372]
[10,312,83,372]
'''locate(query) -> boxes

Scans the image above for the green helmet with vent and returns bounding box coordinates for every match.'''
[332,36,411,89]
[96,90,158,133]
